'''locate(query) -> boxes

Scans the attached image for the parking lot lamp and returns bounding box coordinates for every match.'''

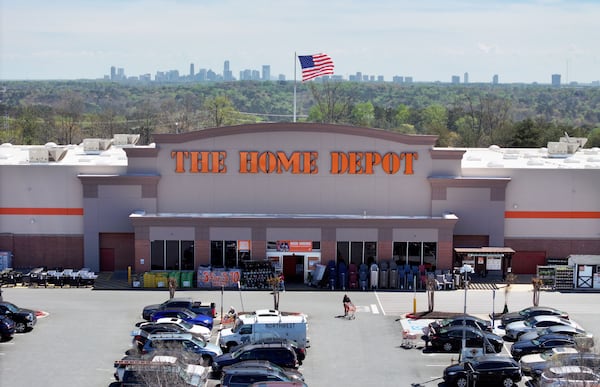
[460,264,473,361]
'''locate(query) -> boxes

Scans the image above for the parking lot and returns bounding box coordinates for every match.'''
[1,284,599,386]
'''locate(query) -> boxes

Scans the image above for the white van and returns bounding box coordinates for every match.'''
[219,310,308,351]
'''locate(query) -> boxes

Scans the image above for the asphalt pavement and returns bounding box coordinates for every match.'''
[1,281,599,387]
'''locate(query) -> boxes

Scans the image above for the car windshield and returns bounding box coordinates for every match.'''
[2,302,19,313]
[190,336,206,348]
[178,320,193,329]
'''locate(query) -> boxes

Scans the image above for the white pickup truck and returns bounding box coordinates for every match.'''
[218,309,308,351]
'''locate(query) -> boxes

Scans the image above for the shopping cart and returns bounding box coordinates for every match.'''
[344,302,356,320]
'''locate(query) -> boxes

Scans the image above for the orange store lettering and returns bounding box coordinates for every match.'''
[171,150,419,175]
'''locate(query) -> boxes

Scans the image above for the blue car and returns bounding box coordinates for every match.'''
[0,315,16,340]
[150,308,213,330]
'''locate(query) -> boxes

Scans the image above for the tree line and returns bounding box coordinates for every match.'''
[1,80,599,147]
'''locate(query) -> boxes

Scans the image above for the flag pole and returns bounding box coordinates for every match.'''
[293,52,297,123]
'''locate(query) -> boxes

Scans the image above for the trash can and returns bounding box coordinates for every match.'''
[370,263,379,290]
[327,260,337,290]
[379,261,389,289]
[359,265,369,291]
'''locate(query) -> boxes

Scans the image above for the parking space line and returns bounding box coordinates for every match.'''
[375,292,385,315]
[371,304,379,314]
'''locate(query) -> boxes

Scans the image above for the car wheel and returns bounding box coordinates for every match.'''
[443,342,453,352]
[15,322,26,333]
[501,377,514,387]
[456,376,468,387]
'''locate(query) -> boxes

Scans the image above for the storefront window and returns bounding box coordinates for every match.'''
[337,241,377,266]
[210,241,224,267]
[181,241,194,270]
[151,240,165,270]
[408,242,421,268]
[393,242,408,266]
[393,241,437,270]
[211,240,241,268]
[151,240,194,271]
[423,242,437,271]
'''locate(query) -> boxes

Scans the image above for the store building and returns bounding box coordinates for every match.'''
[0,123,599,284]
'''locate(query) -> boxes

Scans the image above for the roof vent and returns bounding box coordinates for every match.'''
[48,147,68,162]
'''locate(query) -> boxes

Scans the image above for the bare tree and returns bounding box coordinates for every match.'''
[307,82,353,124]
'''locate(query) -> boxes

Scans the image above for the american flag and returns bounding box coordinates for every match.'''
[298,53,334,82]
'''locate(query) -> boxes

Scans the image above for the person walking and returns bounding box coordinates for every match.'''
[279,272,285,292]
[343,294,351,316]
[168,277,177,299]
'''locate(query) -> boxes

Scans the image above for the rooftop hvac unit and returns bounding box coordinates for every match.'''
[113,134,140,146]
[28,147,49,163]
[83,138,112,154]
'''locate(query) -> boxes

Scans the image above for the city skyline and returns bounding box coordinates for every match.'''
[1,0,600,84]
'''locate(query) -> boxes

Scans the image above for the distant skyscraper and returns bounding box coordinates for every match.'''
[262,65,270,81]
[110,66,116,81]
[464,72,469,84]
[492,74,499,85]
[190,63,195,77]
[223,60,233,81]
[451,75,460,84]
[552,74,561,86]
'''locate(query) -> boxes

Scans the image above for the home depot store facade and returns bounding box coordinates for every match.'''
[1,123,599,280]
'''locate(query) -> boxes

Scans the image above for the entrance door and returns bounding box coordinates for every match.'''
[283,255,304,283]
[100,248,115,272]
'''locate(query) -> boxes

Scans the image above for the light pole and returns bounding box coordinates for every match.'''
[460,263,473,361]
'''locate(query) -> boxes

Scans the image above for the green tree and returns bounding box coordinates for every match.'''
[351,102,375,127]
[202,95,237,127]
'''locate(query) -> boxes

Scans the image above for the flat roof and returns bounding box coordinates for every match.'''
[460,146,600,170]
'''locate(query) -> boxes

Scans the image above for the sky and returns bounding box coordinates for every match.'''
[1,0,599,84]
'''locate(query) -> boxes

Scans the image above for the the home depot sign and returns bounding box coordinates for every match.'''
[171,150,419,175]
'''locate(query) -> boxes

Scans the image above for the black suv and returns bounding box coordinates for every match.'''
[443,355,522,387]
[0,301,37,333]
[212,342,299,372]
[229,338,306,364]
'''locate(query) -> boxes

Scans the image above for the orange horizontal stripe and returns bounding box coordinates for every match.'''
[505,211,600,219]
[0,208,84,216]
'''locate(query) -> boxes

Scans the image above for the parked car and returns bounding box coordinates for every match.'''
[518,325,594,346]
[220,363,303,387]
[142,297,216,320]
[443,355,522,387]
[135,317,211,342]
[0,315,16,340]
[501,306,569,327]
[249,383,308,387]
[539,365,600,387]
[229,338,306,364]
[504,315,582,340]
[429,315,492,333]
[429,325,504,353]
[519,346,579,377]
[212,342,299,372]
[149,308,213,330]
[220,360,304,382]
[510,335,576,360]
[0,301,37,333]
[137,332,222,365]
